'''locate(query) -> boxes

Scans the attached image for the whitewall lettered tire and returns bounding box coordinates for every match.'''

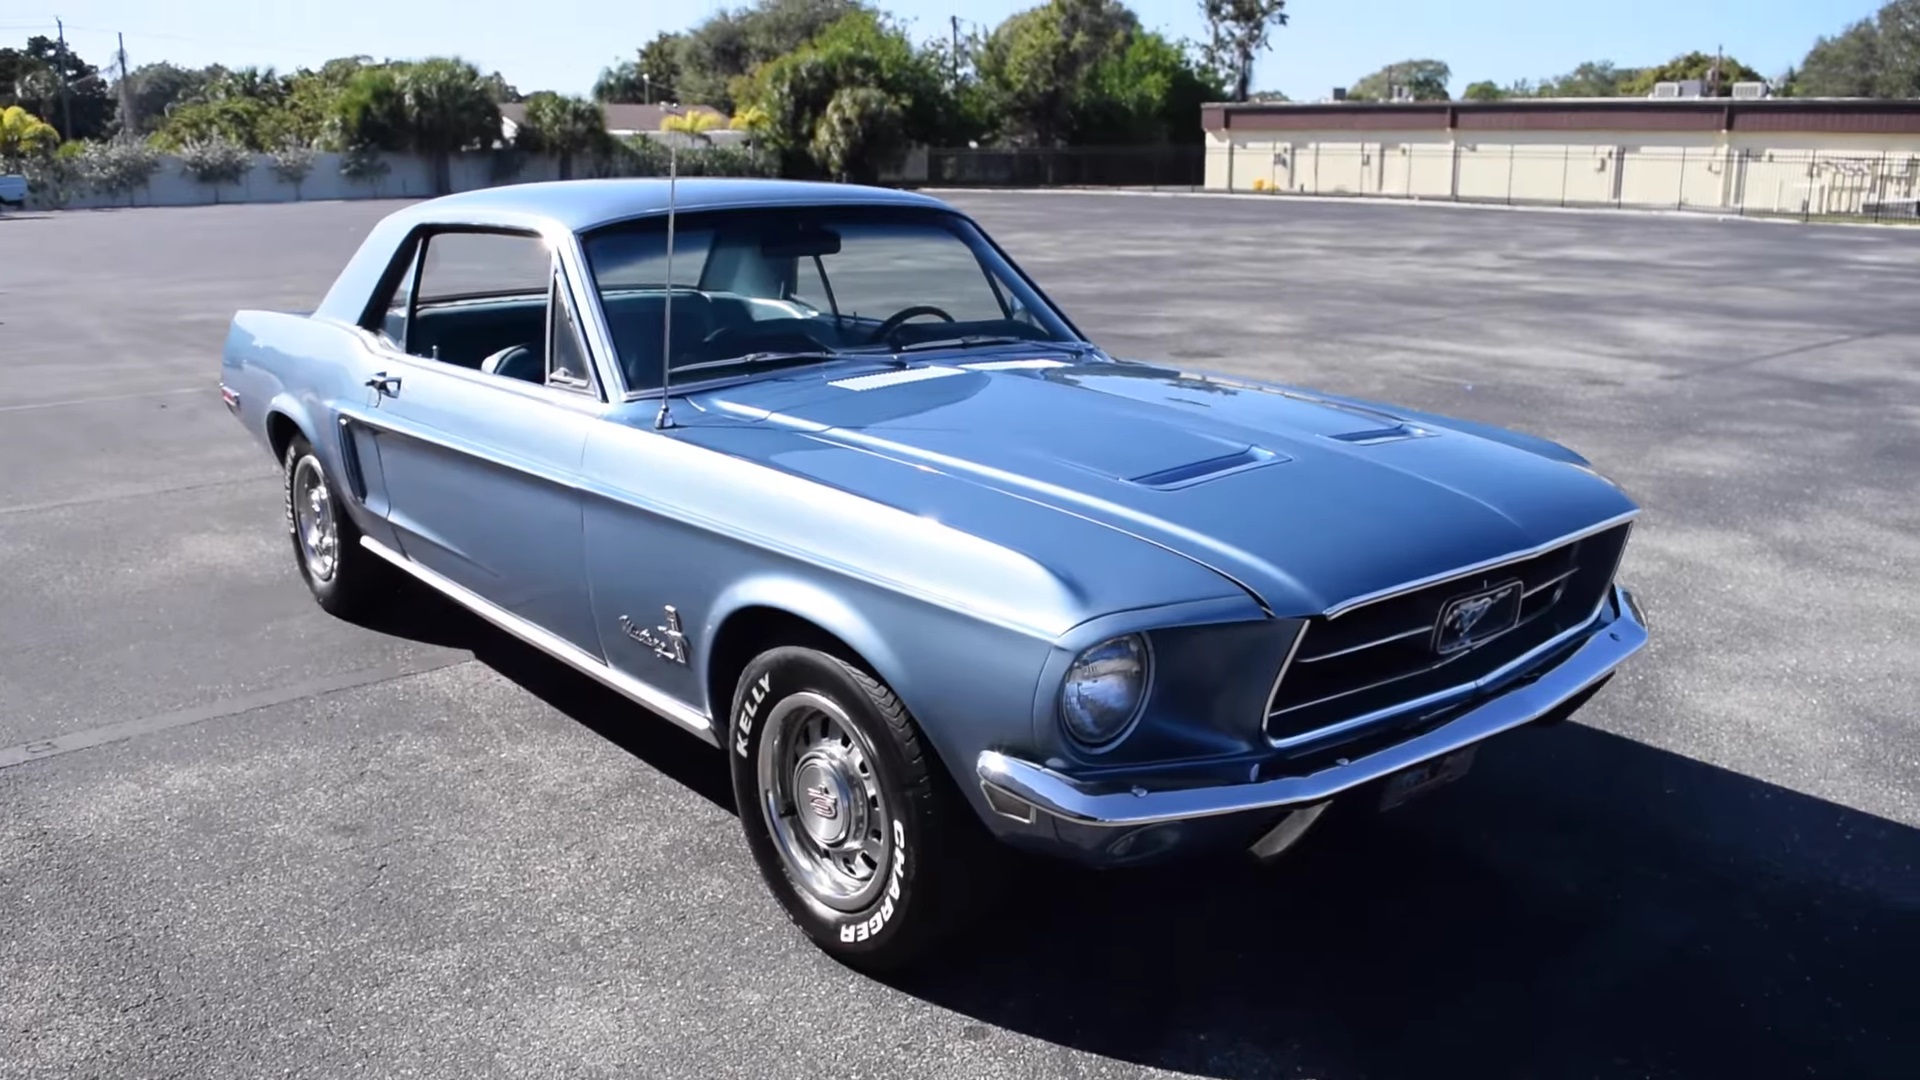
[729,645,985,972]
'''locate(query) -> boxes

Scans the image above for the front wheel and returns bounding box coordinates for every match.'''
[729,646,986,973]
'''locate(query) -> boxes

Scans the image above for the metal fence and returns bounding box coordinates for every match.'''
[925,145,1206,191]
[922,144,1920,224]
[1214,143,1920,224]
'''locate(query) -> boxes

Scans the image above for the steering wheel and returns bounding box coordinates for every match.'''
[869,304,956,346]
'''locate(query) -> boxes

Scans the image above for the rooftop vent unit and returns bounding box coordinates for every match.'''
[1652,79,1706,99]
[1731,81,1770,99]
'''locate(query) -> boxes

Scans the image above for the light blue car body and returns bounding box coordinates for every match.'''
[221,179,1649,867]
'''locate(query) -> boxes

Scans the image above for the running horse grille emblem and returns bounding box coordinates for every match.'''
[805,784,840,820]
[1433,580,1524,655]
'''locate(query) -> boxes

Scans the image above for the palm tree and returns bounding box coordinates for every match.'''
[396,58,502,195]
[660,108,721,147]
[518,92,607,180]
[0,105,60,163]
[729,103,770,151]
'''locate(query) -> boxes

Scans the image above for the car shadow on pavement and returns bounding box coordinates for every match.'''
[889,723,1920,1079]
[353,588,736,812]
[356,598,1918,1079]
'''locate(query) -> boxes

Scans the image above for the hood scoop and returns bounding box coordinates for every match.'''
[1327,421,1436,446]
[1128,445,1285,490]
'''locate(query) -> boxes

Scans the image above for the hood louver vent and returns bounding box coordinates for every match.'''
[829,366,967,392]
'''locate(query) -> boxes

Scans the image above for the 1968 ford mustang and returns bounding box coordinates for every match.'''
[220,178,1649,970]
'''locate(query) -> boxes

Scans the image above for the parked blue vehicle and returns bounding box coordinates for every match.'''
[221,178,1649,971]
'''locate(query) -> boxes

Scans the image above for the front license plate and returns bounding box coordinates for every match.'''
[1377,746,1478,811]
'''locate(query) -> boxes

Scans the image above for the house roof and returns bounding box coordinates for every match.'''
[499,102,730,134]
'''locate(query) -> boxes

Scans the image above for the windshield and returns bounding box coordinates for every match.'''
[578,204,1081,393]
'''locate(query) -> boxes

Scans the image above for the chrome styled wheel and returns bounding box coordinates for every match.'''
[291,455,339,582]
[756,691,893,912]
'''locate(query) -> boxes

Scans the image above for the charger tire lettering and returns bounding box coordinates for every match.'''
[840,818,909,943]
[734,673,772,758]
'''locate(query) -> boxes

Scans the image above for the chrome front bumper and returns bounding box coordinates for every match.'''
[977,584,1648,830]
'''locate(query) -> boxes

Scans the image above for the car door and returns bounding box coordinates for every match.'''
[343,226,607,654]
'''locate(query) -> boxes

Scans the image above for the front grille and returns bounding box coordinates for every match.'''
[1265,520,1632,745]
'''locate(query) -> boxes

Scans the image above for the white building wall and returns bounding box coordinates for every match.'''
[1209,124,1920,217]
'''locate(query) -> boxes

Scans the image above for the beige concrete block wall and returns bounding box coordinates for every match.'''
[1206,124,1920,215]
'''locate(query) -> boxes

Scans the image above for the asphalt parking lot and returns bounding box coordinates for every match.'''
[3,190,1917,1079]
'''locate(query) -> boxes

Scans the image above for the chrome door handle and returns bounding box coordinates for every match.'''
[365,373,402,397]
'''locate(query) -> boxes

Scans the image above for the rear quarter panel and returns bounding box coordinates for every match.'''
[220,310,396,546]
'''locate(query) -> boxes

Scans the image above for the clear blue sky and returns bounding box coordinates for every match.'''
[11,0,1881,103]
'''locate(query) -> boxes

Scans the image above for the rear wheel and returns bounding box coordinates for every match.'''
[282,432,391,619]
[729,646,989,973]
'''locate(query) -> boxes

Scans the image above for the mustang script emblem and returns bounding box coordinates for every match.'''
[618,605,690,665]
[805,784,840,820]
[1433,580,1523,655]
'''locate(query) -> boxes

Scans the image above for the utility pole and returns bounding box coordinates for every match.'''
[55,17,74,140]
[950,15,961,90]
[117,31,135,139]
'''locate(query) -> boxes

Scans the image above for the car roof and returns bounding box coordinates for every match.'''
[396,178,955,233]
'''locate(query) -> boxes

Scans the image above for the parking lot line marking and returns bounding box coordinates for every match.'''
[0,386,203,413]
[0,472,268,517]
[0,656,470,770]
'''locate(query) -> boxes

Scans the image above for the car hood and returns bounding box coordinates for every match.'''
[684,353,1638,617]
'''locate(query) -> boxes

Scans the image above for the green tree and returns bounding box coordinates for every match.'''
[1528,60,1636,97]
[517,91,607,179]
[675,0,870,112]
[0,36,115,140]
[738,8,947,176]
[1197,0,1289,103]
[396,58,503,195]
[976,0,1139,147]
[284,57,380,147]
[1796,1,1920,99]
[1462,80,1506,102]
[327,64,409,153]
[1074,31,1224,144]
[1348,58,1451,101]
[638,31,688,100]
[1618,51,1763,96]
[116,62,216,137]
[594,60,647,104]
[810,86,905,181]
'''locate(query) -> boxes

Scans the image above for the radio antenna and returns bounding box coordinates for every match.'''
[654,128,680,430]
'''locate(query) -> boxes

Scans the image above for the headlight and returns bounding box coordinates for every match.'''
[1059,634,1150,749]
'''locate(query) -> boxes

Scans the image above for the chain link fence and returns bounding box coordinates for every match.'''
[926,145,1206,191]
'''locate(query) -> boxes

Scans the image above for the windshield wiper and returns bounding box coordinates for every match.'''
[671,350,846,376]
[891,335,1029,354]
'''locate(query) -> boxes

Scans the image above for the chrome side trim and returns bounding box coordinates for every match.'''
[1320,510,1640,620]
[976,585,1646,828]
[358,536,718,746]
